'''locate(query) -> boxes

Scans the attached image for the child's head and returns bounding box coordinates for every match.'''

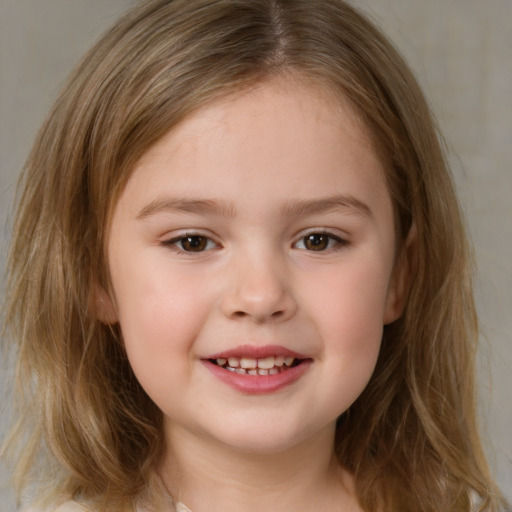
[3,0,504,511]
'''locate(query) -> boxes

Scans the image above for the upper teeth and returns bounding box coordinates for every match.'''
[218,355,295,370]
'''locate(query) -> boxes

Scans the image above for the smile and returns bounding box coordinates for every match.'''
[209,355,299,375]
[203,346,312,394]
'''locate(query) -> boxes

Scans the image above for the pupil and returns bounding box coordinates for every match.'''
[305,234,328,251]
[183,236,206,251]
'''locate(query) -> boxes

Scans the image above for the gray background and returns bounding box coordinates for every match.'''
[1,1,510,510]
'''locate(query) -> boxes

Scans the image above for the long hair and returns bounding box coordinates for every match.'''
[2,1,506,510]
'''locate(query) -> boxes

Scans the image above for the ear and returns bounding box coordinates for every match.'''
[384,224,417,325]
[94,283,119,325]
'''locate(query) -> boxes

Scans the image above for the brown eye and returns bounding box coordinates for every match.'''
[303,234,330,251]
[294,232,344,252]
[178,236,209,252]
[163,233,218,254]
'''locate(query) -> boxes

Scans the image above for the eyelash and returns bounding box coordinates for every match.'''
[162,233,219,254]
[293,231,348,252]
[161,230,348,254]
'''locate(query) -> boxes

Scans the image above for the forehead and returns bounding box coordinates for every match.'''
[117,77,388,218]
[136,78,375,169]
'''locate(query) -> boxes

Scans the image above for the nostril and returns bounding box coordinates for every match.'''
[222,289,297,322]
[230,309,285,321]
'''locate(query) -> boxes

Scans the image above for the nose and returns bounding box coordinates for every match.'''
[220,252,298,323]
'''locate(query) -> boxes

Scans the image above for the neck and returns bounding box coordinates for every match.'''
[158,423,359,512]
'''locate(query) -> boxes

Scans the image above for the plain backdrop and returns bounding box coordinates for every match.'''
[1,1,511,510]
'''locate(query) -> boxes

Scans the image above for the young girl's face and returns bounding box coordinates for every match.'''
[103,79,406,455]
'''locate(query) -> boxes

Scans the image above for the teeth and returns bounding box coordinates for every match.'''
[214,354,299,373]
[227,357,240,368]
[240,357,257,369]
[257,356,275,369]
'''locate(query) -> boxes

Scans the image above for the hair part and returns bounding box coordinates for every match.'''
[2,1,507,511]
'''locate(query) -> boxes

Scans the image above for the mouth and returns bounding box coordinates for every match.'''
[202,346,312,393]
[208,355,303,376]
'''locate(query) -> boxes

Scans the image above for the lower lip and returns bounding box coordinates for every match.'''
[202,360,312,394]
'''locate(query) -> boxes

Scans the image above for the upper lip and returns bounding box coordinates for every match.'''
[205,344,310,360]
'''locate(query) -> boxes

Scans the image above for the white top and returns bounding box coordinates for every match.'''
[24,500,192,512]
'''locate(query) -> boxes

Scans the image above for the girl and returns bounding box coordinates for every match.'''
[2,0,508,511]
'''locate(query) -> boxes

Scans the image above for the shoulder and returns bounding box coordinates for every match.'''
[23,499,188,512]
[23,502,91,512]
[54,503,91,512]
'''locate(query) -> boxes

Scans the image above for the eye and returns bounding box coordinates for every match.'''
[164,234,218,253]
[294,232,344,251]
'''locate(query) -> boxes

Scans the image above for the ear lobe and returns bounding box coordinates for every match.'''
[384,224,417,325]
[94,284,119,325]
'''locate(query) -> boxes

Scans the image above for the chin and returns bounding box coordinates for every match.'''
[208,419,328,456]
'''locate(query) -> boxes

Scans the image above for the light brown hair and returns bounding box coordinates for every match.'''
[2,0,507,511]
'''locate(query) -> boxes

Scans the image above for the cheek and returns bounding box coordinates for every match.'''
[302,258,390,393]
[116,275,212,410]
[308,256,390,336]
[111,258,214,377]
[114,251,205,326]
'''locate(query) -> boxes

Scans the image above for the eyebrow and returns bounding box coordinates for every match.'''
[136,194,372,220]
[279,194,373,218]
[136,198,236,220]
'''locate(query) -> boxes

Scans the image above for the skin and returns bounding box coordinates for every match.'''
[100,78,411,512]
